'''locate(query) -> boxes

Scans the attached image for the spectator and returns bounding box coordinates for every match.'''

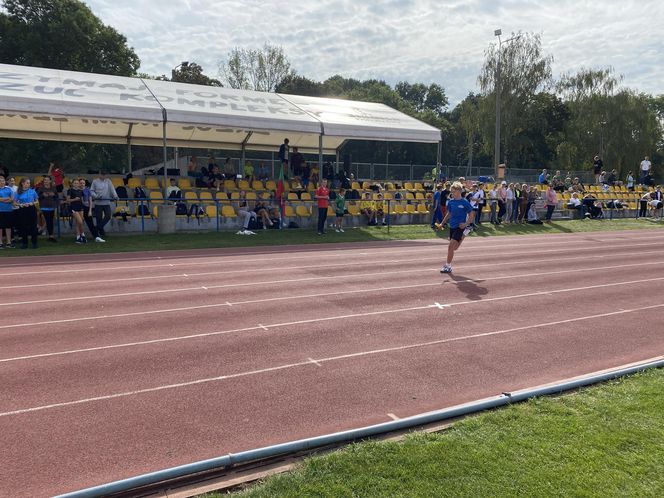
[15,178,39,249]
[360,192,375,225]
[166,178,182,200]
[47,161,65,193]
[488,183,499,224]
[80,178,99,241]
[607,169,621,186]
[90,170,118,242]
[598,171,607,185]
[640,156,652,184]
[593,155,603,184]
[0,175,15,248]
[66,178,87,244]
[301,162,310,188]
[334,187,346,232]
[187,156,198,177]
[37,175,58,242]
[256,161,270,181]
[566,192,584,218]
[518,184,529,223]
[527,203,543,224]
[254,200,274,229]
[564,176,572,191]
[243,161,255,181]
[505,183,515,223]
[538,169,549,185]
[290,147,304,177]
[323,161,334,181]
[374,193,386,226]
[638,192,650,218]
[431,183,445,228]
[583,193,603,219]
[512,183,522,223]
[235,190,257,235]
[278,138,290,177]
[473,182,486,225]
[626,171,635,191]
[314,178,330,235]
[309,163,320,185]
[497,181,508,223]
[544,184,557,223]
[650,186,663,219]
[0,163,8,179]
[526,184,540,218]
[223,157,235,180]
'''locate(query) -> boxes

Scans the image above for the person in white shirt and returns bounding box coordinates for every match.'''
[488,184,498,224]
[505,183,515,223]
[640,156,652,184]
[471,183,485,225]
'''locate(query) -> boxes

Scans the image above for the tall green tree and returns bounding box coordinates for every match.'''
[0,0,140,75]
[478,32,554,167]
[170,62,221,86]
[0,0,141,172]
[219,44,293,92]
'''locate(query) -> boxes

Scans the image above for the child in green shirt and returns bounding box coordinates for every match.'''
[334,188,346,233]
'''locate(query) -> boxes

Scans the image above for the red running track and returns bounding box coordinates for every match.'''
[1,229,664,497]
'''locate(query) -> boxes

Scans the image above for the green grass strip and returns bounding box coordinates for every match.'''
[2,218,663,257]
[207,368,664,497]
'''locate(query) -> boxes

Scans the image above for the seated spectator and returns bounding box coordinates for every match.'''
[527,203,543,224]
[626,171,635,191]
[207,165,223,190]
[374,193,386,226]
[538,169,549,185]
[166,178,181,200]
[599,171,607,185]
[582,193,603,219]
[254,200,275,228]
[566,192,584,218]
[571,177,585,193]
[359,192,375,225]
[256,161,270,181]
[607,169,621,186]
[236,190,257,235]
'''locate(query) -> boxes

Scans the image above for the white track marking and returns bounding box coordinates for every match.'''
[308,358,322,367]
[2,302,663,418]
[387,413,400,421]
[3,275,664,364]
[2,234,664,276]
[1,259,663,329]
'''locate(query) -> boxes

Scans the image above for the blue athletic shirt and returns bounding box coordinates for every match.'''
[0,186,15,212]
[15,188,38,205]
[446,198,474,228]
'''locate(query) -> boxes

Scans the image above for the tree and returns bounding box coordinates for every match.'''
[396,82,449,116]
[219,44,293,92]
[478,32,554,166]
[152,62,222,86]
[0,0,140,76]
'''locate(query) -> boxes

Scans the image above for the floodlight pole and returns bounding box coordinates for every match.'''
[493,29,519,180]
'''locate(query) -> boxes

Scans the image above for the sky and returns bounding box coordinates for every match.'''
[86,0,664,107]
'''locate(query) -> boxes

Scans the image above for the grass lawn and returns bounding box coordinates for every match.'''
[1,218,662,257]
[204,368,664,498]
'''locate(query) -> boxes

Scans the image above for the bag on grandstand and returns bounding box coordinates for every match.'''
[175,201,188,215]
[134,186,147,199]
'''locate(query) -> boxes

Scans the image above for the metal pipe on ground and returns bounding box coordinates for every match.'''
[54,357,664,498]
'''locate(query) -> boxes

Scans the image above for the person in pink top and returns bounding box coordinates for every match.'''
[545,184,558,223]
[314,179,330,235]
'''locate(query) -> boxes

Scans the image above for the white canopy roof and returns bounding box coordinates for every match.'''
[0,63,441,154]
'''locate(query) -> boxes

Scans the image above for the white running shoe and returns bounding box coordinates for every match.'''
[95,236,106,243]
[236,230,246,235]
[335,229,340,233]
[440,264,453,274]
[339,228,345,233]
[245,230,256,235]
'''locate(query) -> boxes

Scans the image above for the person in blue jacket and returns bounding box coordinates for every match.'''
[14,177,39,249]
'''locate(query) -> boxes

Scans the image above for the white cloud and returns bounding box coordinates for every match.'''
[87,0,664,105]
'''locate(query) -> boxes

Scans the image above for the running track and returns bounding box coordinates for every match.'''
[1,229,663,497]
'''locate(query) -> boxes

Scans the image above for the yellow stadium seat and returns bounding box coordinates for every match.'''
[406,204,416,214]
[404,182,414,190]
[284,205,296,217]
[395,203,406,214]
[417,203,429,213]
[301,192,312,201]
[327,206,336,216]
[230,191,241,200]
[383,192,393,200]
[224,180,236,190]
[295,205,311,217]
[199,191,213,202]
[215,191,228,201]
[178,178,192,189]
[406,192,415,200]
[252,180,264,190]
[414,182,424,191]
[260,192,271,200]
[265,180,277,190]
[415,192,425,200]
[288,192,299,200]
[238,180,250,190]
[145,177,160,189]
[111,177,123,188]
[221,205,236,218]
[184,191,198,201]
[127,177,141,188]
[149,191,163,201]
[347,204,360,216]
[362,181,371,189]
[205,205,218,218]
[351,182,361,190]
[246,191,257,200]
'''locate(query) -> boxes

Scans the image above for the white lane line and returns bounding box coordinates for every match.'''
[308,358,322,367]
[3,301,663,418]
[3,275,664,364]
[3,235,664,276]
[2,259,664,329]
[387,413,400,421]
[258,324,269,331]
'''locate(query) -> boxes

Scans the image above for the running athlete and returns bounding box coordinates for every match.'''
[436,181,475,274]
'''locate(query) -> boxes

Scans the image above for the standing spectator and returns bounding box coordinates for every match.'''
[48,162,65,193]
[290,147,304,178]
[0,163,9,179]
[243,161,254,181]
[278,138,290,177]
[488,183,498,224]
[593,155,603,184]
[638,192,651,218]
[472,183,485,225]
[374,193,387,225]
[314,179,330,235]
[14,178,39,249]
[640,156,652,184]
[80,178,99,241]
[334,187,346,232]
[323,162,334,181]
[626,171,635,191]
[301,162,311,188]
[545,184,558,223]
[90,170,118,242]
[66,178,87,244]
[0,175,15,248]
[518,184,529,223]
[497,182,508,223]
[505,183,515,223]
[223,157,235,180]
[187,156,198,177]
[431,183,445,228]
[37,175,58,242]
